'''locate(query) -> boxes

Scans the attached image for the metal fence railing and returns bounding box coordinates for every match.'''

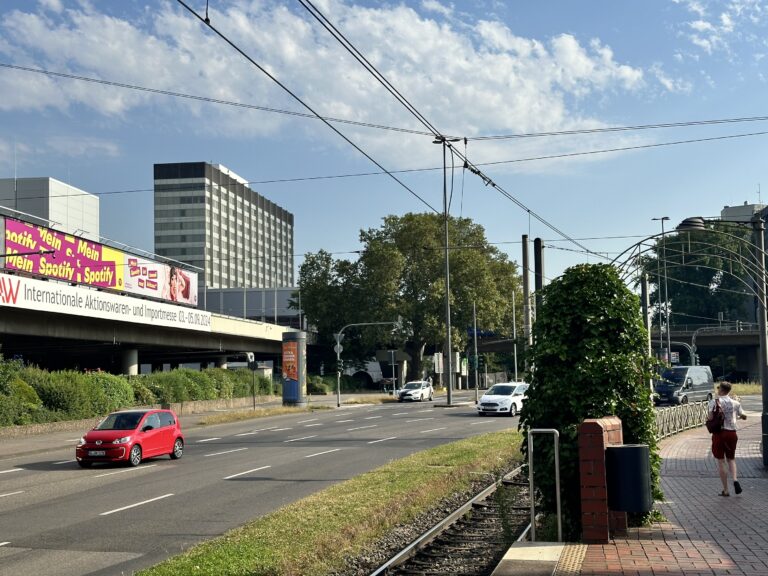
[655,401,709,439]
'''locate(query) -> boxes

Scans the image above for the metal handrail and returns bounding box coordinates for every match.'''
[528,428,562,543]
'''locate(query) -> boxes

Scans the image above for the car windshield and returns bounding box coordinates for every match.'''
[404,382,423,390]
[96,412,144,431]
[658,368,686,385]
[487,385,514,396]
[512,384,528,396]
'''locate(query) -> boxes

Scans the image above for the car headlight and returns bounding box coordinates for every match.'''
[112,436,132,444]
[77,437,86,446]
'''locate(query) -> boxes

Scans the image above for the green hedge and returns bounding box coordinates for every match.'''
[0,356,278,428]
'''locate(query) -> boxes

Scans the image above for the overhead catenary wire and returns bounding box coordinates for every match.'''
[173,0,439,214]
[292,0,599,258]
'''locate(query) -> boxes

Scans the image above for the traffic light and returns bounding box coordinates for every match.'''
[336,359,344,373]
[478,355,486,370]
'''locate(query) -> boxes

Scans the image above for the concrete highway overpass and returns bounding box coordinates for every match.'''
[0,271,293,373]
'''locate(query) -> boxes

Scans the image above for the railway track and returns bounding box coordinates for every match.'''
[370,465,532,576]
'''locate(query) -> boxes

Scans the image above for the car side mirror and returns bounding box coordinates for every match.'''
[142,425,154,432]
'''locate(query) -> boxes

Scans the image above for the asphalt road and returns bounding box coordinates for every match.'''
[0,392,518,576]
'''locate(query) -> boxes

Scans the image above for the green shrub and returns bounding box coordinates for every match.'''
[30,370,105,419]
[308,375,329,395]
[88,372,134,411]
[8,376,42,408]
[142,371,191,404]
[130,377,157,406]
[203,368,234,399]
[0,356,24,395]
[520,264,659,540]
[177,368,217,400]
[0,394,25,426]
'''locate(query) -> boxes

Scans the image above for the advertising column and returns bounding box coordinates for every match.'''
[282,331,306,407]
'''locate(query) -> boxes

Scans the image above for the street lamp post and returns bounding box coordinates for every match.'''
[652,216,672,362]
[334,321,398,408]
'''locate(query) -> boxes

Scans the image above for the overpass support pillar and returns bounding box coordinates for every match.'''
[121,349,139,376]
[216,356,228,369]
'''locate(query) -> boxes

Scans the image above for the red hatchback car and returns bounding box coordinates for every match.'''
[76,409,184,468]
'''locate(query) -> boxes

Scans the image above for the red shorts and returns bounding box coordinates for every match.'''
[712,429,738,460]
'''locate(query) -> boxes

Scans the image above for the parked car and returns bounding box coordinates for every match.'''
[75,409,184,468]
[397,380,434,402]
[653,365,714,405]
[477,382,529,416]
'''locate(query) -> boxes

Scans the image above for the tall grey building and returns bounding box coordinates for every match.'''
[0,177,99,239]
[153,162,294,295]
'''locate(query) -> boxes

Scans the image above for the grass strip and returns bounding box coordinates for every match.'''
[139,428,522,576]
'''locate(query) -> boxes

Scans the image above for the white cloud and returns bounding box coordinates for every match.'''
[45,136,120,158]
[0,1,663,171]
[650,63,693,93]
[421,0,453,18]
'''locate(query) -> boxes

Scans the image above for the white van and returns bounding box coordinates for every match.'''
[653,365,714,405]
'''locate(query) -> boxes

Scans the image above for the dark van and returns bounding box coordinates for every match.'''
[654,365,714,405]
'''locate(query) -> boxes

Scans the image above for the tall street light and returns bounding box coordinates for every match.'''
[334,321,398,408]
[677,215,768,468]
[652,216,672,362]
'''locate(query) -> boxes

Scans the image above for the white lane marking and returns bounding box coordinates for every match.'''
[368,437,397,444]
[297,418,318,424]
[0,491,24,498]
[420,427,447,434]
[0,469,22,475]
[236,426,278,437]
[223,465,271,480]
[197,438,221,443]
[392,412,408,416]
[304,423,323,428]
[95,464,158,478]
[305,449,341,458]
[100,493,174,516]
[335,419,354,423]
[348,425,377,431]
[54,459,76,465]
[0,542,9,547]
[364,416,382,420]
[406,418,434,423]
[271,428,292,432]
[204,448,248,457]
[285,435,317,443]
[470,420,493,425]
[417,409,434,413]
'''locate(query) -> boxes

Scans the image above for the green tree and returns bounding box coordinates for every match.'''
[295,213,521,380]
[639,222,754,330]
[520,264,659,540]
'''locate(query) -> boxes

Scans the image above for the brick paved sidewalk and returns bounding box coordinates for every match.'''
[563,411,768,576]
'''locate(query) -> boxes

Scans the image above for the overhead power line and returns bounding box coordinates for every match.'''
[173,0,438,214]
[6,62,768,143]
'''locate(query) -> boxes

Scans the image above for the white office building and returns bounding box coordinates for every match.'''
[0,177,99,239]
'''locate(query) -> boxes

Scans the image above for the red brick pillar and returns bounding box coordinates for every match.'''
[579,416,627,543]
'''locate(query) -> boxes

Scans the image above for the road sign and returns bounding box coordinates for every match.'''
[334,344,343,354]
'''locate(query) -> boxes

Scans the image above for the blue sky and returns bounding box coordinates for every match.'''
[2,0,768,284]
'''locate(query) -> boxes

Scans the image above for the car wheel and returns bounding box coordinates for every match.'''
[509,404,517,417]
[77,460,92,468]
[429,392,433,401]
[170,438,184,460]
[680,395,689,405]
[706,392,713,401]
[128,445,142,467]
[478,411,485,416]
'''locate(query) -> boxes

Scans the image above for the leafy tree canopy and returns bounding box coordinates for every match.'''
[294,213,521,380]
[636,222,755,328]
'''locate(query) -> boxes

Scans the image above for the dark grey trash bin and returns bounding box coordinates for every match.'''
[605,444,652,513]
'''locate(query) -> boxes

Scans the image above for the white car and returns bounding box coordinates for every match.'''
[397,381,434,402]
[477,382,529,416]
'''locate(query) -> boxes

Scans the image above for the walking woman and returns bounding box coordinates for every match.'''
[708,381,747,496]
